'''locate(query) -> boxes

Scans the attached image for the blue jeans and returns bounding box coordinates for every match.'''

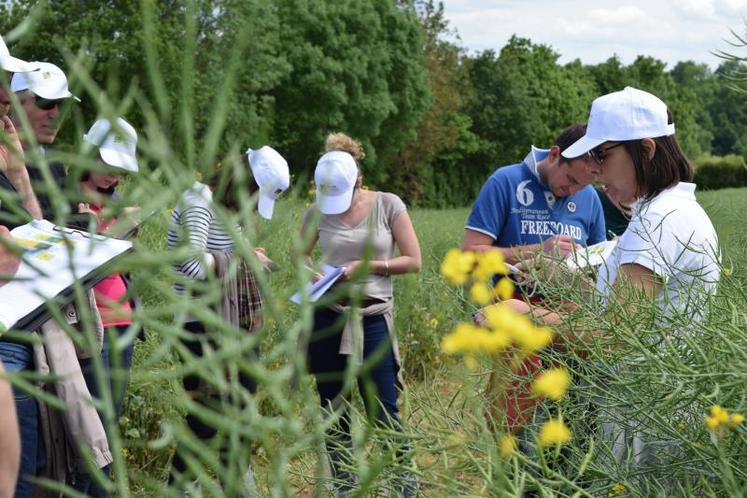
[308,309,405,470]
[0,341,44,498]
[77,325,134,497]
[79,325,135,421]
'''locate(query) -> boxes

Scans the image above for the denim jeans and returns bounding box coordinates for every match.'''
[76,325,134,497]
[307,308,410,488]
[0,341,44,498]
[79,324,135,421]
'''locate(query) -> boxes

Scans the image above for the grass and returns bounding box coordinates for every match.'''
[112,186,747,497]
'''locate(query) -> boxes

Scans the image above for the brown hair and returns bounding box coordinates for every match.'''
[325,132,365,161]
[554,124,587,166]
[208,155,258,212]
[622,111,693,201]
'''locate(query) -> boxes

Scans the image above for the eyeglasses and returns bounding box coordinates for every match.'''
[587,142,625,166]
[34,96,64,111]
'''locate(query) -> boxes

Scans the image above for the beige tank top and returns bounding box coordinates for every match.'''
[304,191,407,300]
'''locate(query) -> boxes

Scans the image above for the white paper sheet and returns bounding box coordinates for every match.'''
[290,264,346,304]
[565,239,618,271]
[0,219,132,330]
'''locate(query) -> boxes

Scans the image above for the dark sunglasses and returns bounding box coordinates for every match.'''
[34,96,64,111]
[587,142,625,166]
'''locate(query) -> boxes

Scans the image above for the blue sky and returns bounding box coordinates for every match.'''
[442,0,747,68]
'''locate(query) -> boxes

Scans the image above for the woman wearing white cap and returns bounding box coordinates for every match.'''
[505,88,721,482]
[166,145,289,494]
[299,133,422,496]
[74,117,140,497]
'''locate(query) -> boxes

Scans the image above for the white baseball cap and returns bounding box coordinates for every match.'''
[246,146,290,220]
[0,35,39,73]
[10,61,80,101]
[83,118,139,173]
[562,87,675,159]
[314,151,358,215]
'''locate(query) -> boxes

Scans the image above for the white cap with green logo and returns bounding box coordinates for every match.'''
[83,118,139,173]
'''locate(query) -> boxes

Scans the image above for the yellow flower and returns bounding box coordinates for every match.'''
[538,418,571,447]
[705,415,720,430]
[441,323,511,355]
[429,318,439,328]
[473,251,507,280]
[729,413,744,427]
[532,368,571,401]
[440,249,476,285]
[494,277,515,301]
[723,267,732,276]
[470,282,494,305]
[512,325,554,354]
[499,435,518,459]
[483,304,516,330]
[608,483,627,496]
[441,323,481,354]
[710,405,730,424]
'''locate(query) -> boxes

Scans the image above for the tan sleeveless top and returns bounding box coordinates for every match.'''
[304,191,407,300]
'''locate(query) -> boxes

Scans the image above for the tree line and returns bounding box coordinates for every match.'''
[1,0,746,207]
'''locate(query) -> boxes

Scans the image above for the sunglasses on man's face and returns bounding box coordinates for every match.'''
[586,142,625,166]
[34,96,65,111]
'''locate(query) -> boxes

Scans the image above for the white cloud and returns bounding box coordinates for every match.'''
[441,0,747,68]
[674,0,716,18]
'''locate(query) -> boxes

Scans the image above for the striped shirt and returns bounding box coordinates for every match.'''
[168,181,237,294]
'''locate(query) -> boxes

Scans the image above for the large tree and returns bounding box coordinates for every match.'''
[268,0,429,183]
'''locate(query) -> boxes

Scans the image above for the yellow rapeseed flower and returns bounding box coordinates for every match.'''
[711,405,730,424]
[499,434,518,459]
[512,324,554,353]
[473,251,507,280]
[729,413,744,427]
[483,303,517,331]
[470,282,493,306]
[705,416,720,430]
[441,323,481,354]
[440,249,476,285]
[608,483,627,496]
[532,367,571,401]
[538,418,571,447]
[495,277,515,301]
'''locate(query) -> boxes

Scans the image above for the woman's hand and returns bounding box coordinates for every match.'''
[78,202,96,216]
[254,247,277,272]
[342,260,362,280]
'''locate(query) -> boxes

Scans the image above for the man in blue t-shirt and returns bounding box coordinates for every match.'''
[463,124,606,263]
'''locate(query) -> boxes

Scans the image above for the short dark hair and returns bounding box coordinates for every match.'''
[555,124,587,163]
[622,111,692,201]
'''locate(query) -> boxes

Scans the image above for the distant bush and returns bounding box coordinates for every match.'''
[695,154,747,190]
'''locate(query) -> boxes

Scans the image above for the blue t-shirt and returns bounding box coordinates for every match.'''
[466,147,606,248]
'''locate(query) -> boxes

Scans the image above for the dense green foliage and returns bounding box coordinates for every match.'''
[2,1,747,205]
[695,154,747,190]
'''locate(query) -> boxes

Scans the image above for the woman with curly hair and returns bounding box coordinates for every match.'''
[300,133,421,496]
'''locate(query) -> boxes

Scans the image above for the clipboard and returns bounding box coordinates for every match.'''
[0,219,133,332]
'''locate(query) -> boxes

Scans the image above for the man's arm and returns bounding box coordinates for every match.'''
[0,117,41,219]
[462,228,576,264]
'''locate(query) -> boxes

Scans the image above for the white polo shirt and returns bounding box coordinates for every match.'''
[597,182,720,323]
